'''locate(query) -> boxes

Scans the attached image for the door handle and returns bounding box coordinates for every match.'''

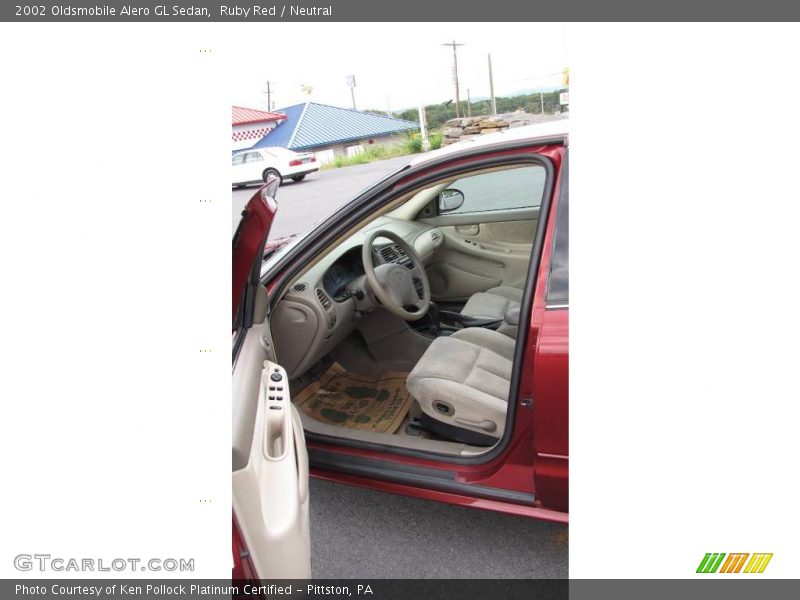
[478,244,511,254]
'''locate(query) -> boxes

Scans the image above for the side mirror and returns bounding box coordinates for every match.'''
[438,188,465,213]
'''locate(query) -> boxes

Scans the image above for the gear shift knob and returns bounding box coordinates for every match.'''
[428,301,440,332]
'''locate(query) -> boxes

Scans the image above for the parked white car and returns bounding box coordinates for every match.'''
[232,147,318,187]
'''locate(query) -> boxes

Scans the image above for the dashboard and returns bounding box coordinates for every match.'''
[271,216,444,379]
[321,246,364,301]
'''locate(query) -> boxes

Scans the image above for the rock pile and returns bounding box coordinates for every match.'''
[441,112,567,145]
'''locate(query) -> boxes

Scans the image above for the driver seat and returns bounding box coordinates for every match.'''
[406,328,514,446]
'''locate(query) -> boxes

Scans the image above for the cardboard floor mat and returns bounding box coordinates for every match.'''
[294,362,413,433]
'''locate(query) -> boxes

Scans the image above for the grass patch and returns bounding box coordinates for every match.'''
[321,133,426,170]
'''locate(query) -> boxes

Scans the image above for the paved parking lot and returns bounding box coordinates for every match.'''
[232,155,411,239]
[310,478,568,578]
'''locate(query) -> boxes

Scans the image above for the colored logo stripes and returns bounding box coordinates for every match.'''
[697,553,773,573]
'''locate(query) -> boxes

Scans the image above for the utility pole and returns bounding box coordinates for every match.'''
[345,75,357,110]
[488,54,497,115]
[418,104,429,150]
[466,89,472,117]
[540,86,545,114]
[263,81,274,111]
[442,40,464,118]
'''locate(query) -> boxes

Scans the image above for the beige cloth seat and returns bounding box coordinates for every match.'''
[406,328,515,445]
[460,285,524,321]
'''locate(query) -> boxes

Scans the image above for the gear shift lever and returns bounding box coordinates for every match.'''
[427,301,440,335]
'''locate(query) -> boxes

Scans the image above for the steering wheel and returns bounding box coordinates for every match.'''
[362,230,431,321]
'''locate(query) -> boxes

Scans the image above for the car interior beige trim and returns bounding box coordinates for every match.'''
[232,361,311,579]
[233,323,271,471]
[426,224,534,302]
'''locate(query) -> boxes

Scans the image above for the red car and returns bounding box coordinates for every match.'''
[232,120,569,579]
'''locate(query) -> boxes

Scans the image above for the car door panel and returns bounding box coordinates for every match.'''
[232,354,311,579]
[426,258,502,301]
[233,181,312,578]
[478,219,538,245]
[426,219,536,302]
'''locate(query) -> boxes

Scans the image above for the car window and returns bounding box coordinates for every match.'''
[232,154,245,166]
[443,165,545,215]
[245,152,263,163]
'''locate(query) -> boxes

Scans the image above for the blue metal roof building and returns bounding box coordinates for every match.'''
[251,102,418,152]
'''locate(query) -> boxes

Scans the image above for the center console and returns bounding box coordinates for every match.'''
[412,301,503,338]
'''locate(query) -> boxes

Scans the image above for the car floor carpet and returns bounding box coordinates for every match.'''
[293,362,413,433]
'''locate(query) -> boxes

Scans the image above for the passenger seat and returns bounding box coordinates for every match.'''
[460,286,523,321]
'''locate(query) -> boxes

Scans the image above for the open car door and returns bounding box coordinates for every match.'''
[232,177,312,579]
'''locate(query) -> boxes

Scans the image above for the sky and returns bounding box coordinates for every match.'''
[224,23,568,113]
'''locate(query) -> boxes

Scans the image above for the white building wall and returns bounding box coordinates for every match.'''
[314,149,337,165]
[232,120,281,151]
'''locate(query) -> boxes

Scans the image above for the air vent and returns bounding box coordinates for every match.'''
[379,244,406,263]
[430,230,443,246]
[292,282,307,292]
[379,245,398,262]
[315,288,332,311]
